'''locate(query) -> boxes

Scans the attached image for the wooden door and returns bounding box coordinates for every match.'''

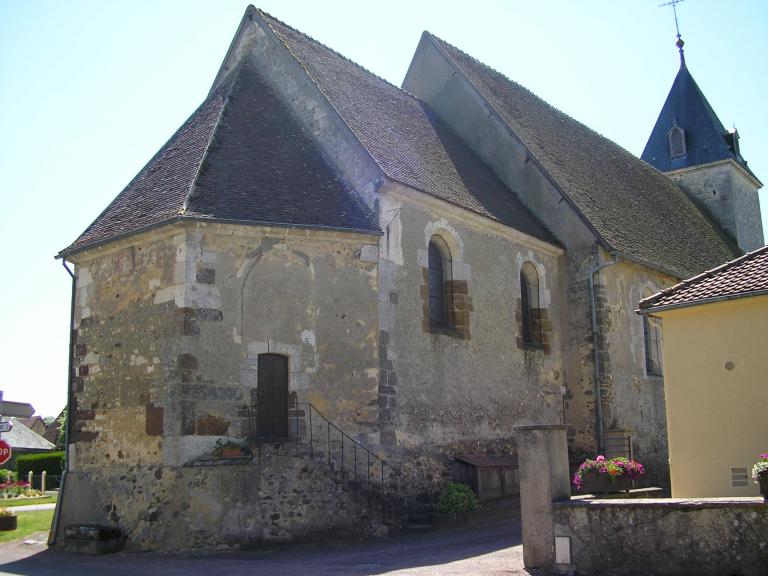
[257,354,288,438]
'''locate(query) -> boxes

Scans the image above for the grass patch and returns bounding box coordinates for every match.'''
[0,510,53,543]
[1,495,57,508]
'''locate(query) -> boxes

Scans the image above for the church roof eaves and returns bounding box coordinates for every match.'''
[59,54,380,258]
[423,33,739,279]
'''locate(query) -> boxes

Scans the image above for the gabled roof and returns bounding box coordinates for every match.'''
[4,417,57,451]
[61,9,556,258]
[59,56,379,257]
[423,34,739,279]
[258,12,556,245]
[641,61,753,176]
[639,244,768,313]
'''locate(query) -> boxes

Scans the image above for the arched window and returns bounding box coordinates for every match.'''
[668,125,686,158]
[642,288,663,376]
[428,237,452,328]
[520,262,542,347]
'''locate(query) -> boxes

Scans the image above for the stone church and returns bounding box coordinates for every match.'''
[54,7,762,550]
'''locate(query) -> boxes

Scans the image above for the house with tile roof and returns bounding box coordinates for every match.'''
[638,245,768,497]
[1,417,57,470]
[54,6,762,550]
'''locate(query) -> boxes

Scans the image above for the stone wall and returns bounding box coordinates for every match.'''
[670,160,764,252]
[401,40,678,478]
[59,445,387,552]
[516,424,768,576]
[378,183,565,495]
[68,230,178,469]
[553,498,768,575]
[62,222,384,550]
[598,258,678,489]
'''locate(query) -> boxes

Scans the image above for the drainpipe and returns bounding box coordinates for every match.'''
[587,252,617,456]
[49,259,76,546]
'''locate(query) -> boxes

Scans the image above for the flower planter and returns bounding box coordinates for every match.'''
[579,472,632,495]
[0,515,17,531]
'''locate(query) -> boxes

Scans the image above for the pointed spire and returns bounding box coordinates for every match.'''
[660,0,686,68]
[676,34,686,68]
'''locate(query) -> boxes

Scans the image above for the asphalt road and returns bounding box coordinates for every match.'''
[0,517,537,576]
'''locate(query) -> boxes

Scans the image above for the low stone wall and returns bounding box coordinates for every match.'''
[515,425,768,575]
[56,445,389,552]
[553,498,768,576]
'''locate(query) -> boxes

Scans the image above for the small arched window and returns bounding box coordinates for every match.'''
[642,288,663,376]
[668,125,686,158]
[428,237,452,328]
[520,262,542,347]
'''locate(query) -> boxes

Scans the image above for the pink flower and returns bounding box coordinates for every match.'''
[596,455,605,462]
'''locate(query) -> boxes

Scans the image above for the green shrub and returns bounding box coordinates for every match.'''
[437,482,479,514]
[0,469,15,483]
[15,452,65,489]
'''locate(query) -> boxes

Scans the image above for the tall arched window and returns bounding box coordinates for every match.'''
[520,262,542,347]
[643,288,663,376]
[428,237,452,328]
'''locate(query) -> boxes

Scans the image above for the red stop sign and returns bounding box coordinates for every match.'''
[0,440,11,466]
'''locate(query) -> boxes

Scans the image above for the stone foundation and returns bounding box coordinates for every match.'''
[56,445,389,552]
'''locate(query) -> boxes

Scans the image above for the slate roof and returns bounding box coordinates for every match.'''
[4,417,57,451]
[59,57,379,256]
[639,244,768,312]
[259,12,556,245]
[641,60,753,176]
[426,35,740,278]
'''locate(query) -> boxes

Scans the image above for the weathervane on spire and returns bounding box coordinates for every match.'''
[659,0,686,67]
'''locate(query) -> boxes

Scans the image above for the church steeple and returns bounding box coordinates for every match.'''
[640,51,748,174]
[641,32,764,252]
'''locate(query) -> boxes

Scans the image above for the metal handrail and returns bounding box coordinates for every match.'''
[247,401,400,497]
[296,402,399,496]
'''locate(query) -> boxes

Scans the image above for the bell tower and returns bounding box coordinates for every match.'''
[642,14,764,252]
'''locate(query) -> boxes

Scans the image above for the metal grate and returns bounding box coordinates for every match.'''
[731,467,749,487]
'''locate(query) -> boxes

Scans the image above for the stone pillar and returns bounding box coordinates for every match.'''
[515,424,570,570]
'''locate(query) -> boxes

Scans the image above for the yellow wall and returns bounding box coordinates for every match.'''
[656,295,768,497]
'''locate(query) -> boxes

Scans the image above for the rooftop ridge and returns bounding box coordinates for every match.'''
[182,62,242,215]
[418,31,737,278]
[255,8,392,185]
[256,8,410,97]
[639,244,768,309]
[425,32,645,169]
[253,9,557,245]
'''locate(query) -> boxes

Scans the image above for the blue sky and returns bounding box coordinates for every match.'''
[1,0,766,417]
